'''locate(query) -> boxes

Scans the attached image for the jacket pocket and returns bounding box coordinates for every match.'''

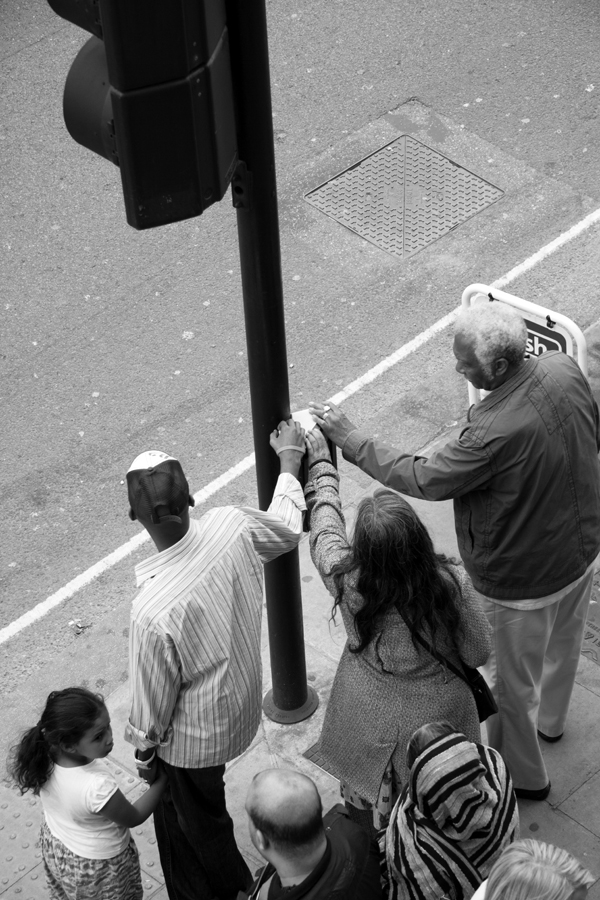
[457,501,474,553]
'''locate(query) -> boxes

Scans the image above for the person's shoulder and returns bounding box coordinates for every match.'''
[536,349,580,378]
[84,759,117,787]
[324,804,370,848]
[193,506,249,544]
[51,760,105,782]
[324,805,383,898]
[476,741,508,771]
[537,349,568,365]
[49,761,116,801]
[534,352,595,402]
[442,561,467,586]
[442,562,479,602]
[239,864,275,900]
[208,504,265,525]
[198,506,245,527]
[323,803,350,827]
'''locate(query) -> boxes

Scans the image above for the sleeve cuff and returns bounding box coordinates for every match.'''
[124,720,172,752]
[275,472,307,511]
[341,428,365,462]
[310,460,339,481]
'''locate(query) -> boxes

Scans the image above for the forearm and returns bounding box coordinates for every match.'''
[100,774,168,827]
[306,461,341,516]
[126,710,173,754]
[278,451,303,478]
[129,778,167,824]
[342,429,427,498]
[249,473,306,557]
[343,429,492,501]
[307,462,349,575]
[127,631,179,755]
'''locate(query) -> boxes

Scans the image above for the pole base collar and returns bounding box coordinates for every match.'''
[262,686,319,724]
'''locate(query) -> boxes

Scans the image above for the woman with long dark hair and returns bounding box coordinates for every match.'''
[304,428,492,835]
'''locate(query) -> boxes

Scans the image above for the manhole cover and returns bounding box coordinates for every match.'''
[304,134,504,259]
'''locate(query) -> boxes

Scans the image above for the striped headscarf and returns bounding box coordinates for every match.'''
[385,732,519,900]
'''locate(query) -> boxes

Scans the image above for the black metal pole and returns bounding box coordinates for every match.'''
[225,0,318,723]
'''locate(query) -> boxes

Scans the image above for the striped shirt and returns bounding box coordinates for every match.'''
[125,473,306,768]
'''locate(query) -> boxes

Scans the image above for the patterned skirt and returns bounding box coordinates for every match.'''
[40,820,143,900]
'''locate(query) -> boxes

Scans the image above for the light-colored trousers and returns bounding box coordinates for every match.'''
[479,568,594,791]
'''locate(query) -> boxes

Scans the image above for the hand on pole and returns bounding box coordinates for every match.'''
[308,401,356,449]
[305,427,332,465]
[270,418,306,477]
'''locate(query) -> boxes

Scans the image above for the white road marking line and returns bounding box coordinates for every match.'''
[3,206,600,646]
[328,308,459,406]
[492,206,600,290]
[329,205,600,406]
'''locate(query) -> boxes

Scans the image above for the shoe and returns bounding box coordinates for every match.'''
[514,782,551,801]
[538,730,563,743]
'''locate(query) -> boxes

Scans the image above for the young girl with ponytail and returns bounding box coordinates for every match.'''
[8,686,167,900]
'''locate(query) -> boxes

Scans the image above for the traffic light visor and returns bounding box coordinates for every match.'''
[63,37,117,164]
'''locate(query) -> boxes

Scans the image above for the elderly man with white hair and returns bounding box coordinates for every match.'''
[310,301,600,802]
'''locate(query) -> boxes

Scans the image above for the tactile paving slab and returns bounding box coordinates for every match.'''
[103,760,165,896]
[302,743,338,778]
[0,762,164,898]
[304,134,504,259]
[0,782,42,896]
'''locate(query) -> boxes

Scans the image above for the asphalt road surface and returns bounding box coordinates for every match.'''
[1,0,599,648]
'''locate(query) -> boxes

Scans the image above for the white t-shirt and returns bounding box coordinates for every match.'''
[40,760,130,859]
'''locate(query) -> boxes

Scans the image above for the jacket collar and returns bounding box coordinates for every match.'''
[472,356,536,416]
[247,838,332,899]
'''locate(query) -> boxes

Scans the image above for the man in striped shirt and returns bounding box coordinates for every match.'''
[123,420,307,900]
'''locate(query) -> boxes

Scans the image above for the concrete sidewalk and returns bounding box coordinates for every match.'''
[3,456,600,898]
[3,325,600,897]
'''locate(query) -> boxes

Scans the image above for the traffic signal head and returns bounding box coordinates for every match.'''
[48,0,237,229]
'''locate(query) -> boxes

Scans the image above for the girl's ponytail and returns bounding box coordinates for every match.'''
[8,721,54,795]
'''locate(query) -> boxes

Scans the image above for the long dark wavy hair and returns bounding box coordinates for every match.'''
[7,687,106,795]
[331,489,463,660]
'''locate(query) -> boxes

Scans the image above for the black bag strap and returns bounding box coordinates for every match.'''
[394,600,471,687]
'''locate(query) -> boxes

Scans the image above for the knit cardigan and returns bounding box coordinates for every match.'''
[306,460,492,803]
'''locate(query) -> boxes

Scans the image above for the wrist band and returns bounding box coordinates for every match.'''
[135,750,156,769]
[276,445,305,455]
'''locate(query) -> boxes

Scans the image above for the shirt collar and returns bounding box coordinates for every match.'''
[134,520,199,588]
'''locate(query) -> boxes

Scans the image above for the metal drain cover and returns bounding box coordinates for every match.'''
[304,134,504,259]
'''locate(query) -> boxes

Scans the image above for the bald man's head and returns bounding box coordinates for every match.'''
[245,769,324,858]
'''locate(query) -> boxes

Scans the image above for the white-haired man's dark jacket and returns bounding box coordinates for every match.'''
[342,351,600,601]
